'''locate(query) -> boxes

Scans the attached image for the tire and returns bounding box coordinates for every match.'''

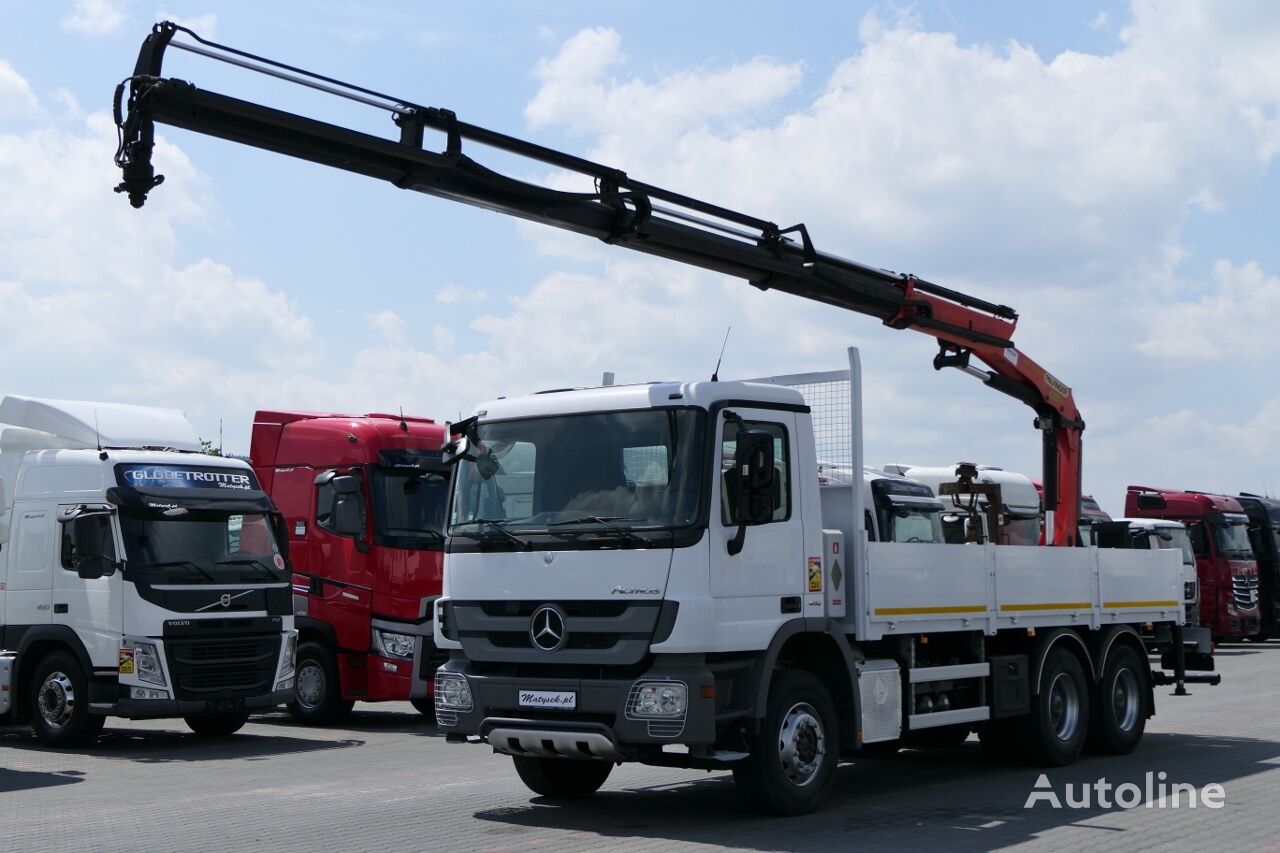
[733,671,840,816]
[287,642,354,725]
[512,756,613,799]
[1017,647,1089,766]
[29,651,105,747]
[410,698,436,721]
[185,713,250,736]
[1085,645,1148,755]
[907,724,971,749]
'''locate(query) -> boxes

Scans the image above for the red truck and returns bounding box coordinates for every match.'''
[250,410,449,722]
[1125,486,1260,641]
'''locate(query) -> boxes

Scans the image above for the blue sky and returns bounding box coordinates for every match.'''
[1,1,1278,510]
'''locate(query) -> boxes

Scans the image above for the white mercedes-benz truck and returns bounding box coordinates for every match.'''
[434,352,1197,815]
[0,397,296,745]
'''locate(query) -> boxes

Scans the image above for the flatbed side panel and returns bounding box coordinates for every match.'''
[993,546,1095,631]
[858,542,989,640]
[1097,547,1183,626]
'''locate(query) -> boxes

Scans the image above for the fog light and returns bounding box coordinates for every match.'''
[130,686,169,700]
[629,681,688,717]
[276,677,295,692]
[434,673,473,711]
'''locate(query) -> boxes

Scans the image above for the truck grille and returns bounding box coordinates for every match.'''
[452,600,663,666]
[1232,575,1259,610]
[165,634,281,700]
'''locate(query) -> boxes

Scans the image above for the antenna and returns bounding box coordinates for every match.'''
[711,325,732,382]
[93,411,102,452]
[219,418,223,453]
[399,406,408,432]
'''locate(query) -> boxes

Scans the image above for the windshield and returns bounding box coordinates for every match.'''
[1003,514,1041,546]
[119,508,287,585]
[878,507,945,543]
[450,409,705,535]
[1212,521,1254,559]
[371,468,448,549]
[1155,527,1196,565]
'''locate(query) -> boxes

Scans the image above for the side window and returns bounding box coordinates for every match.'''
[315,481,336,532]
[60,520,116,570]
[720,420,790,525]
[1187,522,1208,557]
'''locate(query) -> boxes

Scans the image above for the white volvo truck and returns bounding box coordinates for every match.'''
[0,397,296,745]
[433,352,1194,814]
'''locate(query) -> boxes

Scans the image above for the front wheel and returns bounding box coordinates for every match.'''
[1085,645,1148,755]
[185,713,250,736]
[733,670,839,816]
[512,756,613,799]
[287,642,354,725]
[29,651,105,747]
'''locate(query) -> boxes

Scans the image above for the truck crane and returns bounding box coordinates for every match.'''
[111,24,1209,816]
[113,22,1085,547]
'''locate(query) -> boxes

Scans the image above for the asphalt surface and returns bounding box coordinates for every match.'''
[2,642,1278,853]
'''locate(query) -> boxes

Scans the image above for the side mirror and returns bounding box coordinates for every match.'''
[1136,493,1166,510]
[442,434,470,466]
[331,474,361,495]
[332,495,364,536]
[732,428,776,526]
[70,514,111,579]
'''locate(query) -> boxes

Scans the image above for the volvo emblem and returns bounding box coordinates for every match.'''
[529,604,567,652]
[220,593,233,607]
[196,589,253,612]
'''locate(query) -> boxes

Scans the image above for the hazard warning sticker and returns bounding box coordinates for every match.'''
[807,557,823,593]
[118,648,135,674]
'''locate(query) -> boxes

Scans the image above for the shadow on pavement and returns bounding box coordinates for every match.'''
[0,726,364,764]
[0,768,85,794]
[474,732,1280,852]
[252,708,444,737]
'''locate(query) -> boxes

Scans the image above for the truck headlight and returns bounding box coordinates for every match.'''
[434,672,473,711]
[134,642,166,686]
[629,681,688,717]
[280,632,297,678]
[372,628,416,660]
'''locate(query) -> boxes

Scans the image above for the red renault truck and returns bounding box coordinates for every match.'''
[1125,486,1260,641]
[250,411,449,722]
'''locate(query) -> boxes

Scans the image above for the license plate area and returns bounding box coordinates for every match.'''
[518,690,577,711]
[205,697,246,713]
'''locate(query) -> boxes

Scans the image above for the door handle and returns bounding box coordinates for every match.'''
[54,603,68,614]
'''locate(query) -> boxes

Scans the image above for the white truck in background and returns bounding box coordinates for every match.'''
[884,464,1042,545]
[434,351,1195,814]
[0,397,296,745]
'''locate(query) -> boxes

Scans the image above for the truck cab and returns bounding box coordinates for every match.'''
[0,397,296,745]
[1125,486,1260,640]
[251,410,449,722]
[1235,494,1280,640]
[883,464,1041,545]
[818,465,945,544]
[1078,496,1112,545]
[1098,518,1201,626]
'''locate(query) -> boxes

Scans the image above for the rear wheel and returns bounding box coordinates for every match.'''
[29,651,105,747]
[1017,647,1089,766]
[733,671,839,816]
[512,757,613,799]
[185,713,250,736]
[1085,645,1147,755]
[287,642,354,725]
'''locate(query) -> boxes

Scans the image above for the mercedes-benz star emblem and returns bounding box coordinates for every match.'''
[529,604,567,652]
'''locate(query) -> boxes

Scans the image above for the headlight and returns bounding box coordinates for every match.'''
[434,672,473,711]
[280,633,297,678]
[134,642,166,686]
[629,681,688,717]
[372,629,416,660]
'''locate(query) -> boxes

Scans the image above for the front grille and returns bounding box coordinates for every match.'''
[479,601,629,619]
[453,600,662,666]
[165,633,281,701]
[1233,575,1259,609]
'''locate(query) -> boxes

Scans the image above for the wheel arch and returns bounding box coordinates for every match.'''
[295,616,338,650]
[748,620,860,746]
[1029,628,1095,693]
[1091,625,1155,718]
[14,626,97,718]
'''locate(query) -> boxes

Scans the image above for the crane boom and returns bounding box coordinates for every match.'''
[112,22,1085,544]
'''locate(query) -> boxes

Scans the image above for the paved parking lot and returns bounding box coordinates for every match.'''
[2,642,1278,853]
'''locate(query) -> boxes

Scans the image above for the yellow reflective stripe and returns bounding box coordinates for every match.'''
[873,605,987,616]
[1103,600,1180,609]
[999,602,1090,612]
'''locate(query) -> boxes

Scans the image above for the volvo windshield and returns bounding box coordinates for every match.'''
[878,506,945,543]
[450,409,706,540]
[118,508,288,585]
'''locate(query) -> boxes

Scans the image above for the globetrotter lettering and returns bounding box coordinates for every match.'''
[120,465,256,491]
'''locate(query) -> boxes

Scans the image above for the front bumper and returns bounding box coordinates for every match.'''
[91,687,294,719]
[436,658,716,757]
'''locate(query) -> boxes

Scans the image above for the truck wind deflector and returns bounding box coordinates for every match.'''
[114,21,1087,545]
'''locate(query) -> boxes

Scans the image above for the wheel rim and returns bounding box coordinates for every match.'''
[38,671,76,729]
[1111,666,1140,732]
[777,701,826,787]
[1047,671,1081,743]
[295,660,325,710]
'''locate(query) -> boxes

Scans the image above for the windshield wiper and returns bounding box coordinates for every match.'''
[452,519,532,550]
[214,558,284,579]
[548,515,643,544]
[141,560,217,582]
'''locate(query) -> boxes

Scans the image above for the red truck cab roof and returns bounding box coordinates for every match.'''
[1124,485,1246,519]
[250,409,446,493]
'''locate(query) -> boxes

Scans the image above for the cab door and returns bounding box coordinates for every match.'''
[4,501,56,629]
[708,410,805,649]
[53,506,122,670]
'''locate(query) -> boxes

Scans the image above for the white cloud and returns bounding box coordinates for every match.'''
[0,61,39,120]
[61,0,126,35]
[1137,260,1280,360]
[435,283,487,304]
[368,309,407,343]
